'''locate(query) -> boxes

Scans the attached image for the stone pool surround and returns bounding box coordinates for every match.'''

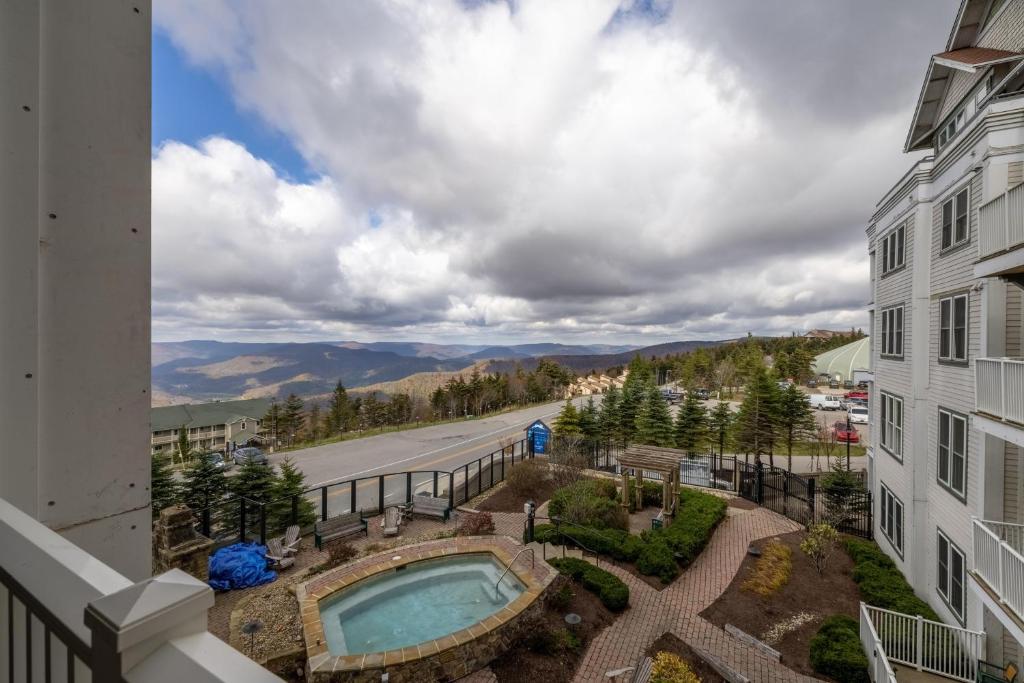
[297,535,557,683]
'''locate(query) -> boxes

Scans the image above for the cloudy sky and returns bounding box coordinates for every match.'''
[153,0,958,345]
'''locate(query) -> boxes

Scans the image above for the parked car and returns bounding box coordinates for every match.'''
[857,381,869,389]
[844,390,868,401]
[848,406,869,424]
[694,388,711,401]
[809,394,843,411]
[832,420,860,443]
[828,379,840,389]
[806,379,818,388]
[660,388,681,404]
[232,446,267,466]
[848,397,868,408]
[204,451,230,470]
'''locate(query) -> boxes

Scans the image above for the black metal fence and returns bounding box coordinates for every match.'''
[193,438,534,547]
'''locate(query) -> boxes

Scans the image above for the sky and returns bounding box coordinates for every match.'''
[152,0,959,345]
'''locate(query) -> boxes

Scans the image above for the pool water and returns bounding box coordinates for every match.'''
[319,554,526,656]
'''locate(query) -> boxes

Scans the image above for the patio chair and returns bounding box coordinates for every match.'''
[381,506,402,537]
[265,538,295,569]
[282,525,300,555]
[978,661,1018,683]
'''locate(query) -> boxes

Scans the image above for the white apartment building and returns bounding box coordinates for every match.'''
[868,0,1024,668]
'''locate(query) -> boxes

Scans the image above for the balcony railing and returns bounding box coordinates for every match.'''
[975,358,1024,424]
[972,518,1024,623]
[0,497,282,682]
[978,182,1024,258]
[861,603,985,682]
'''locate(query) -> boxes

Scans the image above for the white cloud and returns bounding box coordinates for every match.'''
[152,0,956,343]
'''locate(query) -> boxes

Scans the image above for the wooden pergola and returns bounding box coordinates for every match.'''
[618,445,688,516]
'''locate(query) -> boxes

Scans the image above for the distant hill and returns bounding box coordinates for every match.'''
[149,339,688,405]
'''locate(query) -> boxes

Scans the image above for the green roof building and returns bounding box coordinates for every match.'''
[811,337,870,382]
[151,397,272,456]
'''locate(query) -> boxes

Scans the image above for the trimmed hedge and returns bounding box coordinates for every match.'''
[636,537,678,583]
[656,488,728,566]
[548,557,629,611]
[809,615,869,683]
[844,538,939,620]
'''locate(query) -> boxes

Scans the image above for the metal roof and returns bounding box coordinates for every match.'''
[811,337,870,380]
[150,398,272,432]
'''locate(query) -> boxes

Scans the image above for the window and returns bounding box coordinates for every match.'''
[241,421,246,430]
[881,224,906,274]
[881,306,904,358]
[937,530,966,621]
[879,484,904,555]
[937,409,967,500]
[939,294,968,362]
[880,392,904,460]
[941,188,970,250]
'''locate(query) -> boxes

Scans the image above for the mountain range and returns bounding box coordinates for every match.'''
[150,339,716,405]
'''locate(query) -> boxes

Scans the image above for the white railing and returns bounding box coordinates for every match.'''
[860,603,898,683]
[973,518,1024,623]
[863,604,985,682]
[0,497,282,682]
[978,183,1024,258]
[975,357,1024,423]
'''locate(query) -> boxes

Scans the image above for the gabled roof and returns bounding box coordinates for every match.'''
[904,1,1024,152]
[151,398,272,432]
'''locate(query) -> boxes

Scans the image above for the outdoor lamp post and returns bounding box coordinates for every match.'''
[524,499,536,542]
[846,414,852,470]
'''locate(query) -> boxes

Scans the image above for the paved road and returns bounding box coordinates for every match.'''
[267,397,593,488]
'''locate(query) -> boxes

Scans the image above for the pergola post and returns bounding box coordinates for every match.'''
[636,469,644,509]
[621,469,631,509]
[662,471,672,516]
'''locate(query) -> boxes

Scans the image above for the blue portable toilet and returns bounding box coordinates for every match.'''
[525,419,552,454]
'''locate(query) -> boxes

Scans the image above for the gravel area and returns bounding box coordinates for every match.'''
[232,582,304,663]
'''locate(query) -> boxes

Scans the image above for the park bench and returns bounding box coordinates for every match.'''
[314,511,368,550]
[410,495,451,522]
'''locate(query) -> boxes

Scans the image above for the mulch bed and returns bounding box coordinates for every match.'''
[646,632,726,683]
[700,530,860,679]
[490,576,615,683]
[476,478,559,513]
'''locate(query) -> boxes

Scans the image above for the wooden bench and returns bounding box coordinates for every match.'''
[314,511,368,550]
[410,495,451,522]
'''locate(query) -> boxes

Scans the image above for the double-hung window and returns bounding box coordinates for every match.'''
[937,530,965,621]
[941,188,970,250]
[880,392,903,460]
[937,409,967,500]
[881,224,906,275]
[880,306,904,358]
[939,294,968,363]
[879,484,904,555]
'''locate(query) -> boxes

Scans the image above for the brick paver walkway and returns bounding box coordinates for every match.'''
[570,504,820,683]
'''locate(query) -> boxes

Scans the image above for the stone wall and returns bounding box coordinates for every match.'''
[152,504,213,580]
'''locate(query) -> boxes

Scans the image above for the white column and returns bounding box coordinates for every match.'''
[0,0,152,579]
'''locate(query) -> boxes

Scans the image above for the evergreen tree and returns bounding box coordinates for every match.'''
[734,367,780,466]
[674,391,708,452]
[181,452,228,516]
[262,399,281,450]
[707,401,734,458]
[635,386,675,447]
[578,397,599,440]
[308,402,322,442]
[176,424,191,464]
[230,458,278,537]
[151,452,181,517]
[553,399,582,436]
[777,383,817,471]
[268,458,316,533]
[280,393,305,444]
[618,372,649,444]
[326,380,351,436]
[598,385,622,443]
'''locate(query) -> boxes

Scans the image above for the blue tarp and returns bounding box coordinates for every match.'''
[208,543,276,591]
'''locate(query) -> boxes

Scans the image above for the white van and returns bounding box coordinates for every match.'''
[848,405,869,424]
[809,394,842,411]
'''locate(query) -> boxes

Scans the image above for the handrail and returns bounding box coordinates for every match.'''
[496,547,534,589]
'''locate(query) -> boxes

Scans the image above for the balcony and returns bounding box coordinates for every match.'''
[971,518,1024,642]
[859,603,986,682]
[0,496,281,682]
[975,183,1024,281]
[974,358,1024,444]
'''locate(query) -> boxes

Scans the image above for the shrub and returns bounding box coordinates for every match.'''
[650,652,701,683]
[323,540,357,569]
[548,580,575,611]
[549,557,629,612]
[457,511,495,536]
[809,615,869,683]
[526,626,581,654]
[659,488,727,566]
[506,459,549,498]
[630,480,664,508]
[843,538,939,620]
[549,479,627,530]
[742,539,792,597]
[636,538,679,584]
[801,524,839,575]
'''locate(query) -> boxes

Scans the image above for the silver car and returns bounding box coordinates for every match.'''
[232,446,267,466]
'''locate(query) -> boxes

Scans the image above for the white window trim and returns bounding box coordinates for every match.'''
[937,529,966,622]
[880,392,904,461]
[880,305,904,358]
[881,223,906,275]
[879,483,904,556]
[937,408,968,501]
[940,187,971,251]
[939,294,969,363]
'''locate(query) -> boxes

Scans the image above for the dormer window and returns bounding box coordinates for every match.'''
[936,74,993,152]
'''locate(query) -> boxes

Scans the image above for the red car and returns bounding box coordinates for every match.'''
[833,421,860,443]
[844,390,868,401]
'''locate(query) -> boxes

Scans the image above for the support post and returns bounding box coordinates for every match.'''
[378,477,385,515]
[621,470,631,509]
[406,471,412,504]
[321,487,328,521]
[449,472,455,509]
[350,481,356,516]
[637,469,644,509]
